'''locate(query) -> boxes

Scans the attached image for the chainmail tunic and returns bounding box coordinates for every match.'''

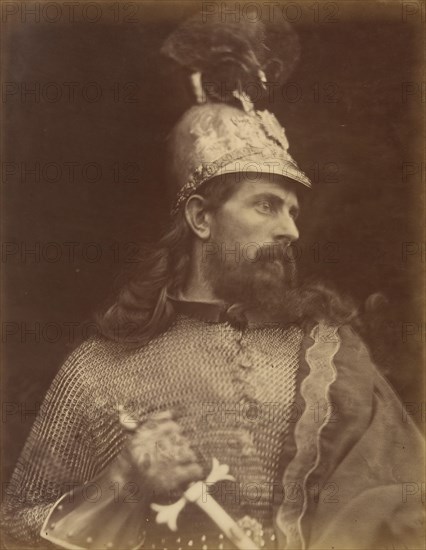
[2,312,303,549]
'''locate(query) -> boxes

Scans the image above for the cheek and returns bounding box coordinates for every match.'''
[212,213,257,243]
[212,209,268,249]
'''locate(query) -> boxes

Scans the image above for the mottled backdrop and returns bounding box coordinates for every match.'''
[2,0,424,481]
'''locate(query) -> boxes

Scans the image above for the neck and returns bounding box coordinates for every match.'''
[180,272,224,305]
[179,241,225,305]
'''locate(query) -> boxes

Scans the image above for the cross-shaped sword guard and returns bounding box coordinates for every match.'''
[151,457,235,531]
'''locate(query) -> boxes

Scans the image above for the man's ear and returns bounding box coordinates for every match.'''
[184,194,212,240]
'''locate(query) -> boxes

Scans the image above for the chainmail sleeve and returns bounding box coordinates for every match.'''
[1,339,103,547]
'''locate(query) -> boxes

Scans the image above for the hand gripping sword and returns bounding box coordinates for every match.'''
[150,457,260,550]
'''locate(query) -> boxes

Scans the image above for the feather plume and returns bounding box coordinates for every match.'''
[162,9,300,109]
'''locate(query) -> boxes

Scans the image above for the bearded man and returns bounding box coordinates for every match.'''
[2,12,424,550]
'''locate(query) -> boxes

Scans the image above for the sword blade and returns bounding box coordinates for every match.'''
[192,493,260,550]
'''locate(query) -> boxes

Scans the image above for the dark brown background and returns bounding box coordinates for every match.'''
[2,1,424,482]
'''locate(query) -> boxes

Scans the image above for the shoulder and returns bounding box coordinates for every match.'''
[51,327,181,390]
[48,336,137,396]
[54,336,118,377]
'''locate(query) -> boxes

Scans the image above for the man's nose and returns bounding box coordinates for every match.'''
[272,211,299,243]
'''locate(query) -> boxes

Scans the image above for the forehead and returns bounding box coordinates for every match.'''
[227,174,300,205]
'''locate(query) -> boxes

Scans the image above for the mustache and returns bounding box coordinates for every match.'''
[201,242,297,264]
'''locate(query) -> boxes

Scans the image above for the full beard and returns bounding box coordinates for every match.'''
[203,243,302,322]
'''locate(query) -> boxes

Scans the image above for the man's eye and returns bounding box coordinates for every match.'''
[257,200,273,213]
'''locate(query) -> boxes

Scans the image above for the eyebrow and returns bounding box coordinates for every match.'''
[249,192,300,216]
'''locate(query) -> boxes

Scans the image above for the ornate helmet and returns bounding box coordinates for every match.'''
[162,9,312,215]
[168,102,311,214]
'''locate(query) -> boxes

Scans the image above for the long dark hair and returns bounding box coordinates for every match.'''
[96,175,241,345]
[96,175,359,345]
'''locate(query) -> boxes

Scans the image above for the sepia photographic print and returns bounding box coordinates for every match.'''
[1,1,425,549]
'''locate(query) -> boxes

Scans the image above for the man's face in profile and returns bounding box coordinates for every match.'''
[203,174,301,311]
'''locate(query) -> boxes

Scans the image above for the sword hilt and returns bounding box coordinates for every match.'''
[150,458,260,550]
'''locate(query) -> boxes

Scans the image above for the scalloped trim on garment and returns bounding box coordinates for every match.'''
[275,321,340,549]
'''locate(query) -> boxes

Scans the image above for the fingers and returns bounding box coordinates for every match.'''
[142,410,174,430]
[172,463,204,487]
[148,462,204,493]
[174,444,198,464]
[129,409,199,465]
[120,408,185,434]
[144,408,185,425]
[154,433,197,465]
[133,421,185,452]
[140,410,183,434]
